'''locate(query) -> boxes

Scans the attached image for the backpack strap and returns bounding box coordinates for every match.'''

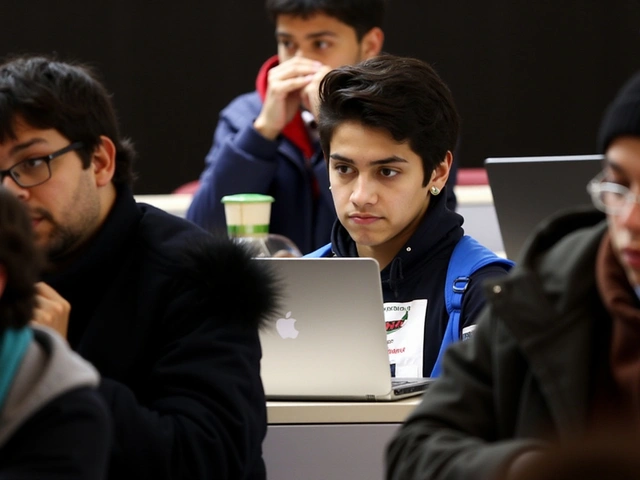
[430,236,514,377]
[305,243,333,258]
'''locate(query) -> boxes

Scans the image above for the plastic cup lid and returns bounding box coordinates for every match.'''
[221,193,275,204]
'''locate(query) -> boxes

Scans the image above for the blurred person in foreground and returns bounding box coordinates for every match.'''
[0,188,111,479]
[386,70,640,480]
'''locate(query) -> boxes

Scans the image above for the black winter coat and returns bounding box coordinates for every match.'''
[43,187,278,480]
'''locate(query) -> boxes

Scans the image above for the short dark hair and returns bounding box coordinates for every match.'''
[0,54,136,187]
[265,0,385,39]
[0,188,43,333]
[318,54,460,185]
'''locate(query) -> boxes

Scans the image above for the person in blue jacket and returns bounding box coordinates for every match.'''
[186,0,386,254]
[308,54,511,378]
[0,188,111,479]
[0,55,279,480]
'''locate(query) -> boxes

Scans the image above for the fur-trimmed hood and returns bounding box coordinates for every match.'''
[177,235,282,330]
[44,187,281,340]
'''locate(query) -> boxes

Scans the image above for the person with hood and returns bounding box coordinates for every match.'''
[0,54,278,480]
[386,70,640,480]
[0,188,111,479]
[307,54,512,379]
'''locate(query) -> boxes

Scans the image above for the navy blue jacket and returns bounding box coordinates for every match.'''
[319,191,509,375]
[186,55,336,255]
[186,90,335,255]
[43,187,278,480]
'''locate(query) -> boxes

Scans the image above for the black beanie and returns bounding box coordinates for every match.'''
[597,71,640,153]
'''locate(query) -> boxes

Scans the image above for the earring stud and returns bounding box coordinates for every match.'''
[430,186,440,196]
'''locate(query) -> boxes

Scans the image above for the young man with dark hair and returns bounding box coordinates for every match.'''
[309,54,511,378]
[0,54,278,480]
[0,188,111,479]
[186,0,386,254]
[386,71,640,480]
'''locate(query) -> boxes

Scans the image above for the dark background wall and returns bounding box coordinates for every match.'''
[3,1,639,193]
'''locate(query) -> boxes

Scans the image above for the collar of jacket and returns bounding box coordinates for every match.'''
[43,185,139,289]
[256,55,314,159]
[42,186,140,344]
[484,209,607,437]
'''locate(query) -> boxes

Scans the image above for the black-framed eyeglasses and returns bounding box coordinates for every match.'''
[587,170,640,215]
[0,142,84,188]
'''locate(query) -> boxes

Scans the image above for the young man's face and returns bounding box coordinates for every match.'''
[275,12,378,69]
[0,121,104,260]
[328,121,448,264]
[605,136,640,286]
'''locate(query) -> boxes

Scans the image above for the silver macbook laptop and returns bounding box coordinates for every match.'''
[485,154,603,260]
[255,257,433,401]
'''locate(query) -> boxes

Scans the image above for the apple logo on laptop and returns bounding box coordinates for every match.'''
[276,311,299,339]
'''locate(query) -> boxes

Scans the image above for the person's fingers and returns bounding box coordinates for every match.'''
[267,74,315,98]
[35,281,61,299]
[269,57,323,81]
[32,282,70,337]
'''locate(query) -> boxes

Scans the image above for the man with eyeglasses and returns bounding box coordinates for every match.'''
[0,55,278,480]
[386,70,640,480]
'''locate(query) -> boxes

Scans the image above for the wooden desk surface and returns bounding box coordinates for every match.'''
[266,397,422,425]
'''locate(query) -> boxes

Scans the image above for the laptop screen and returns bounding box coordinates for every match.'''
[485,154,603,260]
[254,257,432,401]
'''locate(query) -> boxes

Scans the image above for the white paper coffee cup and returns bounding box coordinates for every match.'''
[221,193,275,237]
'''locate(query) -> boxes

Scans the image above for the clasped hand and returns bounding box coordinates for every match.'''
[254,57,332,140]
[32,281,70,339]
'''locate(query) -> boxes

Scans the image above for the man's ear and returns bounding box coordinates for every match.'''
[0,265,6,298]
[92,135,117,187]
[429,151,453,191]
[360,27,384,59]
